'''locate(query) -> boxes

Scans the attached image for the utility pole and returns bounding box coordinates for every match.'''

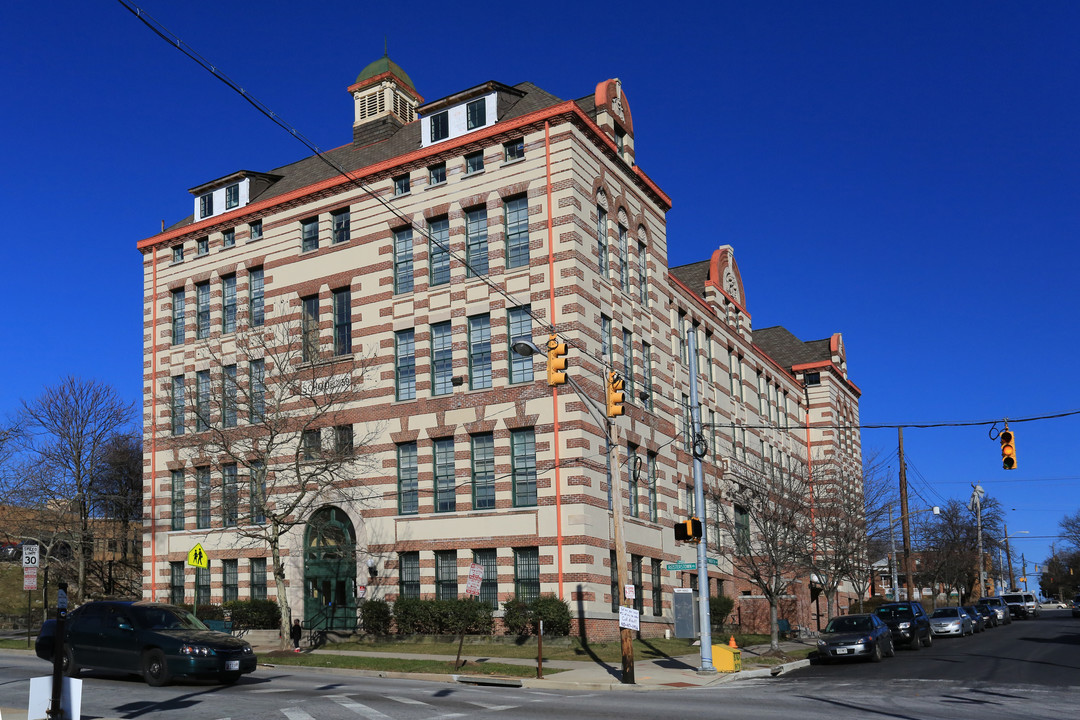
[970,484,984,601]
[686,328,714,673]
[608,422,635,684]
[1004,524,1016,591]
[898,429,915,601]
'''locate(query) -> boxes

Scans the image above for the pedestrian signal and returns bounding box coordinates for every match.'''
[674,517,702,543]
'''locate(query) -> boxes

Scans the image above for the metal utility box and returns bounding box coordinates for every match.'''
[712,644,742,672]
[673,588,700,639]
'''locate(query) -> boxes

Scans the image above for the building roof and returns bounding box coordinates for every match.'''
[355,55,415,90]
[752,326,832,371]
[668,260,711,297]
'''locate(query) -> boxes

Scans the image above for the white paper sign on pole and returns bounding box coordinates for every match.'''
[618,605,640,631]
[624,584,635,600]
[24,566,38,591]
[465,562,484,597]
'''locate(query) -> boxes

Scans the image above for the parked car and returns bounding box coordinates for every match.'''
[973,603,998,628]
[1006,599,1029,619]
[817,613,895,663]
[930,606,974,636]
[963,606,986,633]
[1002,592,1040,618]
[981,596,1012,625]
[1071,600,1080,619]
[873,602,933,649]
[35,600,256,686]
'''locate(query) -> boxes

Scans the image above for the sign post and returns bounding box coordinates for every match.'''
[455,563,485,669]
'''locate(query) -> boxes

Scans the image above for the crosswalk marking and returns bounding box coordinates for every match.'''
[337,700,394,719]
[250,688,291,693]
[464,702,515,711]
[281,708,316,720]
[386,696,429,705]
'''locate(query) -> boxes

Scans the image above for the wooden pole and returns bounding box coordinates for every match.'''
[609,422,635,684]
[898,428,915,602]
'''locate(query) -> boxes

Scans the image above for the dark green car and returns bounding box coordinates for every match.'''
[37,601,257,686]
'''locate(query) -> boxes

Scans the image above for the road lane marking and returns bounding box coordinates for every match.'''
[282,709,315,720]
[386,696,429,705]
[336,700,394,719]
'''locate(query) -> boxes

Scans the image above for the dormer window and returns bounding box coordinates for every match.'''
[430,111,449,143]
[225,184,239,209]
[466,99,486,130]
[199,194,213,219]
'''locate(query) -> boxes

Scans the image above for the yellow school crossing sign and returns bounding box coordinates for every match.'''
[187,543,209,568]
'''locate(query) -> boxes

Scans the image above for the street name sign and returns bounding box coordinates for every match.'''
[666,558,719,571]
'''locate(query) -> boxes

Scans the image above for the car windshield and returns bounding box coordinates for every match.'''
[131,606,209,631]
[826,616,872,633]
[1002,594,1023,603]
[874,607,913,620]
[931,608,959,618]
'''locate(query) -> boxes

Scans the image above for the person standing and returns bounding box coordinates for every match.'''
[291,619,303,652]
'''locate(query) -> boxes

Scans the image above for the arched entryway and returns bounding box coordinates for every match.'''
[303,506,357,631]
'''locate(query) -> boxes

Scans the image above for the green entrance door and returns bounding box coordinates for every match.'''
[303,506,357,631]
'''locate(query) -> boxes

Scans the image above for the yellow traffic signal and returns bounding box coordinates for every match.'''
[1000,429,1016,470]
[606,371,625,417]
[546,335,567,386]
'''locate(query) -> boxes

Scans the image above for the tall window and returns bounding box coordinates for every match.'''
[647,452,658,522]
[758,371,768,416]
[249,267,264,327]
[682,393,692,452]
[196,282,210,340]
[335,425,353,455]
[622,329,634,396]
[225,184,239,209]
[250,462,266,524]
[171,375,185,435]
[222,364,237,428]
[222,275,236,333]
[618,224,629,290]
[734,505,751,553]
[301,429,320,461]
[397,442,418,514]
[249,220,263,242]
[198,236,209,256]
[677,312,687,365]
[471,433,495,510]
[250,558,267,600]
[473,549,498,610]
[642,342,653,411]
[434,437,456,512]
[436,550,458,600]
[631,554,644,614]
[399,552,421,599]
[171,289,185,345]
[222,463,238,526]
[504,196,529,269]
[465,208,488,276]
[395,329,416,400]
[596,205,608,275]
[513,547,540,602]
[705,332,714,382]
[195,467,210,529]
[466,98,486,129]
[195,370,210,432]
[250,359,265,422]
[393,228,414,293]
[331,208,350,244]
[170,562,185,605]
[428,162,446,185]
[637,240,648,305]
[430,111,449,142]
[651,559,662,616]
[172,245,184,263]
[200,193,213,218]
[468,314,492,389]
[601,315,612,367]
[465,151,484,174]
[393,174,410,196]
[503,138,524,161]
[301,295,319,362]
[222,559,239,602]
[223,229,235,248]
[610,550,619,612]
[511,428,537,507]
[170,470,185,531]
[628,445,640,518]
[431,321,453,396]
[332,287,352,356]
[508,305,533,383]
[301,217,319,252]
[429,217,450,286]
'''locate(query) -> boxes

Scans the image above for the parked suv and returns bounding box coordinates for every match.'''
[873,602,933,649]
[981,596,1012,624]
[1002,592,1040,618]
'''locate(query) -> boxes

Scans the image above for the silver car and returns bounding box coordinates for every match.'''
[930,606,974,636]
[981,596,1012,624]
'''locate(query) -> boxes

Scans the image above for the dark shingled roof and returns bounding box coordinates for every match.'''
[669,260,711,297]
[753,326,832,371]
[169,82,565,231]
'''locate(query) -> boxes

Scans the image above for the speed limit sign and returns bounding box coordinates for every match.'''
[22,543,39,567]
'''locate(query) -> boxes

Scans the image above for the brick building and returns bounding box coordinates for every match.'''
[139,57,862,638]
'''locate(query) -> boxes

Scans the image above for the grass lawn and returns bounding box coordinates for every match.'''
[262,651,560,677]
[0,637,34,650]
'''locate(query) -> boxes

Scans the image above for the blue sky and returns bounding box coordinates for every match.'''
[1,1,1076,581]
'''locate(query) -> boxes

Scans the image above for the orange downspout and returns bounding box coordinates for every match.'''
[545,120,564,599]
[150,248,159,600]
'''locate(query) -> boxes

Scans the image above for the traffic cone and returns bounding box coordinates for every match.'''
[728,635,737,648]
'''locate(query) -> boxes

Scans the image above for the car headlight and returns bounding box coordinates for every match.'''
[897,621,911,629]
[857,635,873,644]
[180,645,217,657]
[242,645,253,655]
[817,639,827,647]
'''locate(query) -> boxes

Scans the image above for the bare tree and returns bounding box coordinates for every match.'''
[921,497,1003,604]
[844,452,897,610]
[87,432,144,597]
[1060,510,1080,550]
[804,458,868,620]
[181,305,381,649]
[14,378,136,603]
[716,456,812,651]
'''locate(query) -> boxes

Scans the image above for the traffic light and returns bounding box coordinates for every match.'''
[546,335,567,386]
[606,371,625,417]
[1000,429,1016,470]
[674,517,702,543]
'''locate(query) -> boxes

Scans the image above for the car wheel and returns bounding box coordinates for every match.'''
[870,641,883,663]
[922,632,933,648]
[62,646,79,678]
[219,672,241,685]
[143,649,170,687]
[909,635,921,651]
[885,638,896,658]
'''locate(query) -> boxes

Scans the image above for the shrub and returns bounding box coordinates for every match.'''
[502,598,532,636]
[223,599,281,629]
[709,595,735,630]
[444,598,494,635]
[181,603,224,621]
[531,595,572,636]
[393,597,439,635]
[360,599,392,635]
